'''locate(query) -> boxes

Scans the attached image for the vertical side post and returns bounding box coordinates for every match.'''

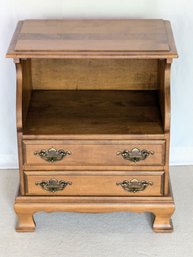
[158,59,172,194]
[15,59,25,195]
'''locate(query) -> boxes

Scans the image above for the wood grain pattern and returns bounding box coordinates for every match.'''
[6,21,23,59]
[15,63,25,195]
[24,171,164,196]
[163,133,170,194]
[164,62,171,132]
[23,140,165,167]
[23,90,163,135]
[17,132,25,195]
[15,20,169,52]
[16,59,32,130]
[7,19,177,232]
[14,184,175,232]
[22,134,166,140]
[6,19,178,59]
[158,59,171,132]
[31,59,158,90]
[16,62,22,131]
[21,59,32,126]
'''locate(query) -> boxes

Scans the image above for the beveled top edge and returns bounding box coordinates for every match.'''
[6,19,178,59]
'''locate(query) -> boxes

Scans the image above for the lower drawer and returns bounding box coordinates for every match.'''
[24,171,164,196]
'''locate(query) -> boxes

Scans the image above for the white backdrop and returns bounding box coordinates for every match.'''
[0,0,192,168]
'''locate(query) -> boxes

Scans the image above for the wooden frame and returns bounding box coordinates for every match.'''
[6,19,178,232]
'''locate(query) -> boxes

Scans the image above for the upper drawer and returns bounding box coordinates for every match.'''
[23,140,165,168]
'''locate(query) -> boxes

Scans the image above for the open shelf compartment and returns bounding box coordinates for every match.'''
[20,58,166,136]
[23,90,163,135]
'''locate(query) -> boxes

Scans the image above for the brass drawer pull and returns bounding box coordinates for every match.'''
[35,178,72,193]
[117,147,154,162]
[116,178,153,193]
[34,147,71,162]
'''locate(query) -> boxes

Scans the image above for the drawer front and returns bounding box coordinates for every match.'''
[23,140,165,167]
[24,171,164,196]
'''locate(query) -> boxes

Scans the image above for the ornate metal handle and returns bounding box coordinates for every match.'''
[35,178,72,193]
[34,147,71,162]
[116,178,153,193]
[117,147,154,162]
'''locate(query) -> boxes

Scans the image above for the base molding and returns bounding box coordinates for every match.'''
[14,184,175,233]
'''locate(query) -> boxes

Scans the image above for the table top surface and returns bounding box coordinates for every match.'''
[6,19,178,59]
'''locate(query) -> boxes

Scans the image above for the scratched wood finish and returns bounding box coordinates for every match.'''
[23,90,163,135]
[6,19,178,232]
[31,59,158,90]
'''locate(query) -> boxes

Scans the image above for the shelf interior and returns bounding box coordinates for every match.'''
[23,90,163,135]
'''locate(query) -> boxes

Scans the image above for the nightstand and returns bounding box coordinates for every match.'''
[6,19,178,232]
